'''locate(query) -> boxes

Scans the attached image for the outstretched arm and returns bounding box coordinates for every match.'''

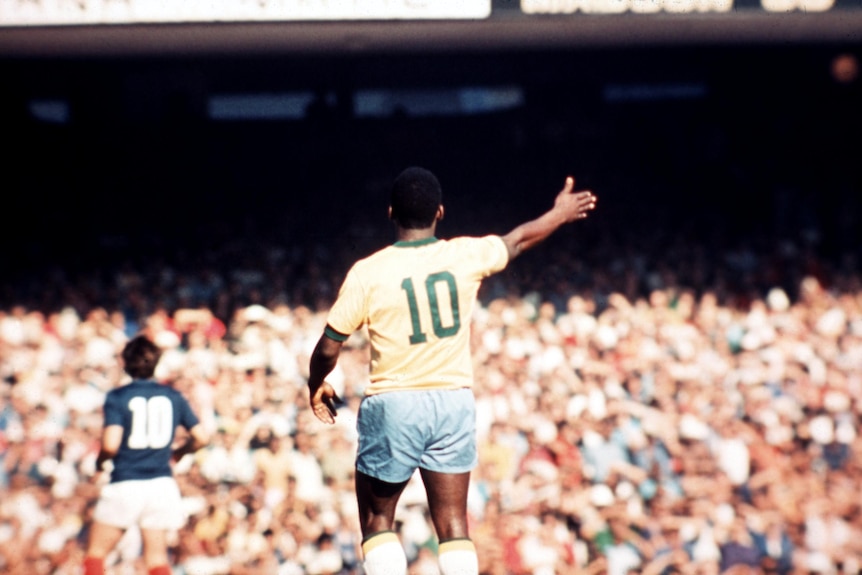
[307,331,345,424]
[501,176,597,261]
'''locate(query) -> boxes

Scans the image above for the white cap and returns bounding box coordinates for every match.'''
[809,415,834,444]
[244,304,271,322]
[590,484,615,507]
[766,288,790,312]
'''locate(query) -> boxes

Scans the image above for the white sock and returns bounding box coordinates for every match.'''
[438,539,479,575]
[362,531,407,575]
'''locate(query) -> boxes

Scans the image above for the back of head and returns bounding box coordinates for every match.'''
[121,335,163,380]
[390,166,442,229]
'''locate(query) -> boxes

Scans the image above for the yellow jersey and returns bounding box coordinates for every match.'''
[325,235,509,395]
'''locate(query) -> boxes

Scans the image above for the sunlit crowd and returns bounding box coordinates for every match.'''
[1,225,861,575]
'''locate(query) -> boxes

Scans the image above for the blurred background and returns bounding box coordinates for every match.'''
[2,1,860,290]
[1,2,861,574]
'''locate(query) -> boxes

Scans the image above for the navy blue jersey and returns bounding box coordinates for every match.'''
[102,379,199,483]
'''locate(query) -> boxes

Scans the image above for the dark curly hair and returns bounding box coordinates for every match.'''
[390,166,442,230]
[121,335,163,379]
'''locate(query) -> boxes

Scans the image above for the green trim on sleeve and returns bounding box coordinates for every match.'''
[324,325,350,342]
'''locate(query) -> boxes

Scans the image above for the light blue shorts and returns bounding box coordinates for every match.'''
[356,388,477,483]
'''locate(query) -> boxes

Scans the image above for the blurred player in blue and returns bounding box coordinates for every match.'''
[308,167,597,575]
[83,334,209,575]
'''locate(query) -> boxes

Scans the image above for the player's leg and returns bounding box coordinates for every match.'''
[355,391,422,575]
[415,389,479,575]
[420,468,479,575]
[86,480,138,575]
[140,528,171,575]
[139,477,185,574]
[419,468,470,540]
[83,521,125,575]
[355,470,409,575]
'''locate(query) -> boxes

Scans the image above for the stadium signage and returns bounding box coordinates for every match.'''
[522,0,733,13]
[0,0,848,26]
[0,0,492,26]
[521,0,835,12]
[760,0,834,11]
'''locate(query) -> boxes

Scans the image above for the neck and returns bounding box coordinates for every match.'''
[396,226,436,242]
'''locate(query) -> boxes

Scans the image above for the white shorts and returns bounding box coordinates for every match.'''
[93,476,186,531]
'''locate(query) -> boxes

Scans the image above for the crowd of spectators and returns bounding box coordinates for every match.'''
[1,207,860,575]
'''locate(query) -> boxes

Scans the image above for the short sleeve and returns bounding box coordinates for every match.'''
[479,235,509,276]
[326,266,368,337]
[102,391,125,427]
[175,394,200,431]
[455,235,509,278]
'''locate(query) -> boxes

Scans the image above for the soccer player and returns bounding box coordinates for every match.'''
[307,167,597,575]
[83,335,210,575]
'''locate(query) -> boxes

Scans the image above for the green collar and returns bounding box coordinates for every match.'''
[393,237,438,248]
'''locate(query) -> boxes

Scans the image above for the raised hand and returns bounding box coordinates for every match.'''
[553,176,597,223]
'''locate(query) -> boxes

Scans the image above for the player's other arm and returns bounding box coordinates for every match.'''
[308,329,346,425]
[95,424,124,471]
[172,423,210,462]
[500,176,597,261]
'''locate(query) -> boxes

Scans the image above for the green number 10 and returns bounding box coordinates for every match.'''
[401,271,461,345]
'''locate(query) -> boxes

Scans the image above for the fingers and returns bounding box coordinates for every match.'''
[324,395,339,415]
[563,177,595,205]
[557,174,597,221]
[578,191,597,218]
[579,191,598,211]
[312,402,336,424]
[311,386,339,424]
